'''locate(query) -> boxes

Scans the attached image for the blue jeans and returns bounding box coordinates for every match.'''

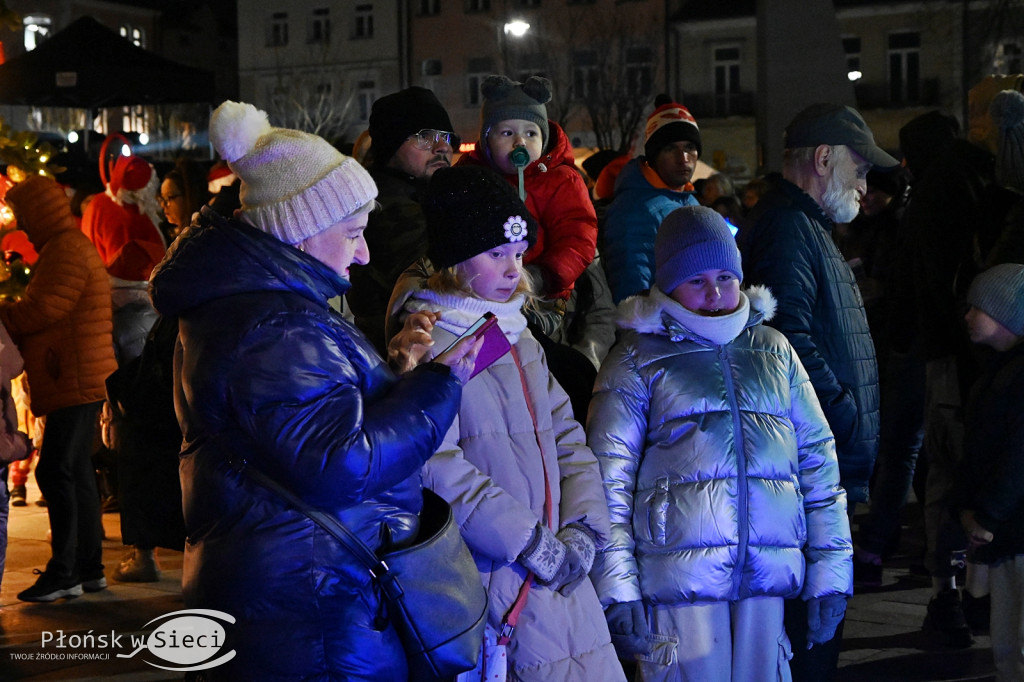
[858,351,926,556]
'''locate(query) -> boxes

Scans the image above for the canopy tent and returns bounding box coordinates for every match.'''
[0,15,214,108]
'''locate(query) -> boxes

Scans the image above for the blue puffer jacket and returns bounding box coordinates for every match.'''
[740,177,880,503]
[587,287,852,606]
[601,158,699,303]
[149,208,462,681]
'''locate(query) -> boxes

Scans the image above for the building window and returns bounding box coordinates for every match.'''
[888,31,920,104]
[267,12,289,47]
[466,0,490,13]
[419,0,440,16]
[23,15,51,51]
[309,8,330,44]
[356,80,376,121]
[993,42,1023,75]
[572,50,598,100]
[517,0,541,7]
[713,45,740,95]
[567,0,595,5]
[120,24,145,48]
[625,47,653,97]
[354,4,374,39]
[843,36,861,79]
[467,57,494,106]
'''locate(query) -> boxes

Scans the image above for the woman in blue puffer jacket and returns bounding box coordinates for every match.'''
[587,206,852,681]
[149,101,478,681]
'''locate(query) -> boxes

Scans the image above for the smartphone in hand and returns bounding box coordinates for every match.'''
[441,312,511,380]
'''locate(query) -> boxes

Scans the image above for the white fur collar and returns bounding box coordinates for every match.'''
[617,285,776,345]
[403,289,529,344]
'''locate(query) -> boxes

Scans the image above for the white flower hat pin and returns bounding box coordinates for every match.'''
[503,215,528,242]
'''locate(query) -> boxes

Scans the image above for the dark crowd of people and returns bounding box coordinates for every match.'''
[0,75,1021,682]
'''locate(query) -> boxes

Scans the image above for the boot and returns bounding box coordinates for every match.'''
[10,484,26,506]
[112,546,160,582]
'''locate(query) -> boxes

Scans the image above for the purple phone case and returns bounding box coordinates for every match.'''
[467,317,511,380]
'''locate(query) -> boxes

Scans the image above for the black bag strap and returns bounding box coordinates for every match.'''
[222,443,399,592]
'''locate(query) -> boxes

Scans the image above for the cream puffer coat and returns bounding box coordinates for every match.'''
[587,286,853,607]
[403,289,624,682]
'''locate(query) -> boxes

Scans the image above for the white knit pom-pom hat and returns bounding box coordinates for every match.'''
[209,100,378,244]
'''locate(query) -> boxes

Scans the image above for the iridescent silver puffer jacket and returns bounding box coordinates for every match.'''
[587,286,852,607]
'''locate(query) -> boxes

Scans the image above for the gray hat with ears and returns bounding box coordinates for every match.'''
[967,263,1024,337]
[479,75,551,148]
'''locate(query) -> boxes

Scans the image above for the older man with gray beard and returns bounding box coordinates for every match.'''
[739,103,900,682]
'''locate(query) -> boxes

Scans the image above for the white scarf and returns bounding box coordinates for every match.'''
[654,287,751,345]
[403,289,529,345]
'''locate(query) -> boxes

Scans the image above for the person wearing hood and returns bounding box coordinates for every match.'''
[587,206,852,681]
[0,176,118,603]
[148,100,480,680]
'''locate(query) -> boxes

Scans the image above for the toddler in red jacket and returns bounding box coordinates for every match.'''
[457,75,597,302]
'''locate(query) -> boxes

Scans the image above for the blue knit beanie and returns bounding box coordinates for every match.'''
[967,263,1024,337]
[655,205,743,295]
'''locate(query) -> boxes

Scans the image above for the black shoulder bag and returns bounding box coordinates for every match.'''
[229,453,488,682]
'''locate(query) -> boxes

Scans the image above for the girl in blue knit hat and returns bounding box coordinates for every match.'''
[587,205,853,680]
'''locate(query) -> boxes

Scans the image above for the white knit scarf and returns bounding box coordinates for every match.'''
[654,287,751,345]
[403,289,529,345]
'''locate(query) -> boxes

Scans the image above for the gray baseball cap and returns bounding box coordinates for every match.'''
[785,103,900,170]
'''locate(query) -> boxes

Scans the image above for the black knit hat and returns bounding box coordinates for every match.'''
[368,87,455,168]
[424,166,537,269]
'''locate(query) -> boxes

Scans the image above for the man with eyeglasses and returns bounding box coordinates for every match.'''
[347,86,460,353]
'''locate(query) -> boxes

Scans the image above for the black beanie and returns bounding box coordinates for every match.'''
[424,166,537,269]
[368,87,455,168]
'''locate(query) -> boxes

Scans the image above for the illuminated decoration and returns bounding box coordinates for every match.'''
[847,70,863,82]
[67,130,79,143]
[459,141,476,154]
[0,117,65,179]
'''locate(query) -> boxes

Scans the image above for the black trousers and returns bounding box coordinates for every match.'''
[35,401,104,579]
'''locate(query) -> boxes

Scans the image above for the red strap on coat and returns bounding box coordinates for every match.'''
[497,345,553,646]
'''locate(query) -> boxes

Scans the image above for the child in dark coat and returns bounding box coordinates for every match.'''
[954,263,1024,681]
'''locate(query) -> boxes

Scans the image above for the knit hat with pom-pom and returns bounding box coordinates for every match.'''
[645,94,702,160]
[480,75,551,148]
[209,100,377,245]
[991,89,1024,193]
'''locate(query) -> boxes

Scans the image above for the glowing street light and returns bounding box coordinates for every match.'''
[504,20,529,37]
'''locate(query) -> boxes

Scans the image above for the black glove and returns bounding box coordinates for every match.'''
[806,595,847,648]
[605,600,651,658]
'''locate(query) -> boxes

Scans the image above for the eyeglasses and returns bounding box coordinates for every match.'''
[158,193,182,207]
[409,129,460,150]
